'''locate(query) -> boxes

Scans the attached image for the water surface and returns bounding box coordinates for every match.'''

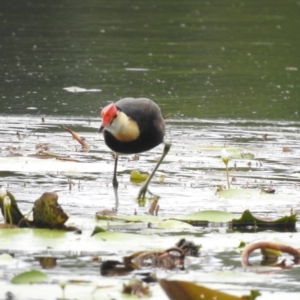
[1,0,299,119]
[1,1,300,299]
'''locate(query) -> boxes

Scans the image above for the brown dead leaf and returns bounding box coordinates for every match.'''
[282,146,292,152]
[63,126,89,149]
[33,192,68,228]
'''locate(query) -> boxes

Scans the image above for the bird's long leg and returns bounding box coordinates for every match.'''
[137,143,171,199]
[112,154,119,209]
[112,154,119,189]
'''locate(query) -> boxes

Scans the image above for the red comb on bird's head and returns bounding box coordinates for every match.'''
[100,103,118,127]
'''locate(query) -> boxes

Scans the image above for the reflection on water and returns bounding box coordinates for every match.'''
[1,0,299,120]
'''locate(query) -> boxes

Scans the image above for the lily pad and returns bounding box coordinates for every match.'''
[159,279,260,300]
[172,210,238,225]
[96,213,160,223]
[0,253,15,266]
[231,209,297,229]
[230,152,255,160]
[91,226,107,236]
[130,170,149,183]
[0,228,72,252]
[91,230,186,253]
[261,247,281,259]
[11,269,48,284]
[155,220,193,229]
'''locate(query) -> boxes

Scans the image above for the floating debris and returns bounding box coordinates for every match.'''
[63,86,101,93]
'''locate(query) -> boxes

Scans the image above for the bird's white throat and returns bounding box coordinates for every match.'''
[105,111,140,142]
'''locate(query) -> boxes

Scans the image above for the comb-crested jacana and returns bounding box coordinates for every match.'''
[99,97,170,200]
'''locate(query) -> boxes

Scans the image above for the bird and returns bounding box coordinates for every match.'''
[99,97,170,200]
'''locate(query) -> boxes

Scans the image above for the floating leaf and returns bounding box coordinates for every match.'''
[261,247,281,259]
[231,209,297,229]
[172,210,238,225]
[96,213,159,223]
[92,230,149,242]
[91,226,107,236]
[130,170,149,183]
[218,189,261,200]
[231,152,255,160]
[11,269,48,284]
[155,220,193,229]
[91,230,180,253]
[0,253,15,266]
[159,279,259,300]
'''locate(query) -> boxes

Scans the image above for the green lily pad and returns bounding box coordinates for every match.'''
[0,228,72,252]
[11,269,48,284]
[261,247,281,259]
[155,219,193,229]
[130,170,149,183]
[171,210,238,225]
[91,226,107,236]
[218,189,260,200]
[0,253,15,266]
[96,213,160,223]
[230,152,255,160]
[91,230,186,253]
[231,209,297,229]
[96,210,237,228]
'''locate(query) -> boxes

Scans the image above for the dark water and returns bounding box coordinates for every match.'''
[1,0,299,120]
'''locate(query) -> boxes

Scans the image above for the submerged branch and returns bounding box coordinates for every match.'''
[241,241,300,267]
[63,126,89,149]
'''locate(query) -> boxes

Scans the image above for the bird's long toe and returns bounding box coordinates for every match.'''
[137,185,148,200]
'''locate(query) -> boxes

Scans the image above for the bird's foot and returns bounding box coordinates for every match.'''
[137,186,156,200]
[137,185,147,200]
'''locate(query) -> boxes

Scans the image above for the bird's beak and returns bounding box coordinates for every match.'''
[98,125,104,133]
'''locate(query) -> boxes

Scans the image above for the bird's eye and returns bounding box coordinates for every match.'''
[110,115,117,125]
